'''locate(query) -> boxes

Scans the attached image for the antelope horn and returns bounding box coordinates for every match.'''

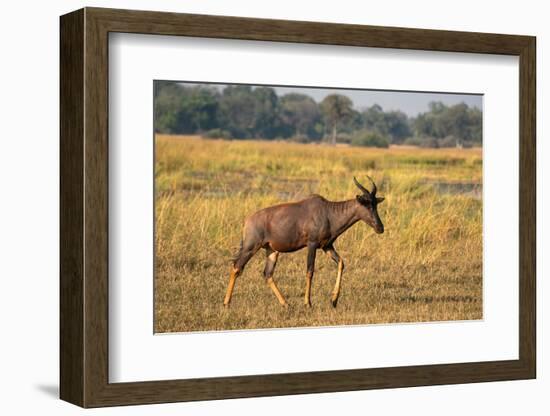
[353,176,371,196]
[365,175,377,197]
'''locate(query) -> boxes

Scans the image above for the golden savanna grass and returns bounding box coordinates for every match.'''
[155,134,482,333]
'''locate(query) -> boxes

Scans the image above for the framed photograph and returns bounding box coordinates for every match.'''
[60,7,536,408]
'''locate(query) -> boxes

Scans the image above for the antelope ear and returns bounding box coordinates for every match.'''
[376,197,385,204]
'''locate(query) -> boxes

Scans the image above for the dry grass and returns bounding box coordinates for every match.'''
[154,134,482,333]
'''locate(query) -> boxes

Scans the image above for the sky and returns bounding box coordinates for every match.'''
[178,81,482,117]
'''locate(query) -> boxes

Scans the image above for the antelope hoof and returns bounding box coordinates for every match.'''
[331,297,339,308]
[304,302,312,308]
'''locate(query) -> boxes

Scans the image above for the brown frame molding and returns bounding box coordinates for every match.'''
[60,7,536,408]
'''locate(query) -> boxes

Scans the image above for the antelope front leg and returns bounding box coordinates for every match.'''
[304,244,317,307]
[223,267,240,307]
[224,246,258,307]
[324,245,344,308]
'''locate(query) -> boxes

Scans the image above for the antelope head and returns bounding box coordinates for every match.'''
[353,176,385,234]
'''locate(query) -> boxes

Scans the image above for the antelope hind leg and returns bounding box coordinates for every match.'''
[267,277,288,307]
[264,249,288,307]
[331,259,344,308]
[304,245,317,307]
[304,272,312,307]
[324,246,344,308]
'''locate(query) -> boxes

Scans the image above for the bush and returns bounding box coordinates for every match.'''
[439,135,459,148]
[351,130,389,148]
[336,132,352,144]
[403,136,439,148]
[403,136,423,146]
[289,134,311,143]
[202,128,233,140]
[419,137,439,148]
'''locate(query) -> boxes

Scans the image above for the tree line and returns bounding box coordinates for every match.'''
[154,82,482,148]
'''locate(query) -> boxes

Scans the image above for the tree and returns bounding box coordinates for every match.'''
[320,94,354,145]
[338,109,363,135]
[362,105,411,144]
[218,85,257,138]
[362,104,386,134]
[413,101,482,147]
[154,82,186,133]
[384,111,412,144]
[153,81,481,148]
[280,93,323,140]
[467,106,482,144]
[176,86,220,133]
[252,87,280,139]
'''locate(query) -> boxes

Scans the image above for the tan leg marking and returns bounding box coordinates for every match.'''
[267,277,288,307]
[223,267,239,307]
[304,272,312,307]
[331,260,344,307]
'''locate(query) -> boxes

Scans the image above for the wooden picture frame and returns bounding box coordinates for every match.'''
[60,7,536,408]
